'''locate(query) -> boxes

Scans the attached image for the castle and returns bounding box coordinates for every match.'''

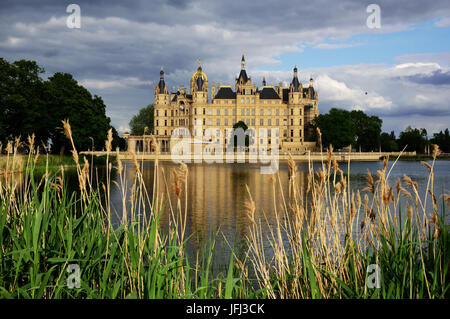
[126,55,319,154]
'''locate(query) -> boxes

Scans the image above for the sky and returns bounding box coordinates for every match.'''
[1,0,449,136]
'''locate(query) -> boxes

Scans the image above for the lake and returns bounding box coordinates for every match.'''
[108,159,450,265]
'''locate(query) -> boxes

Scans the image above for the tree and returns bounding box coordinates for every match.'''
[129,104,154,136]
[46,72,112,153]
[430,128,450,153]
[380,131,398,152]
[111,126,127,151]
[398,126,428,153]
[350,110,382,151]
[313,108,356,149]
[0,58,121,154]
[0,58,49,146]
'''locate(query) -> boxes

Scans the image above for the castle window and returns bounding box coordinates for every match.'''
[241,98,244,103]
[208,109,212,115]
[268,101,272,104]
[283,130,287,137]
[252,108,255,115]
[251,119,255,126]
[276,119,279,126]
[283,120,287,126]
[156,120,159,126]
[225,119,229,126]
[299,119,302,126]
[224,100,228,104]
[203,118,206,125]
[268,119,271,126]
[208,119,212,125]
[217,109,220,115]
[291,109,294,115]
[291,119,293,126]
[194,108,197,115]
[241,109,245,116]
[246,108,250,115]
[165,110,167,116]
[276,109,279,116]
[203,108,206,115]
[246,119,250,126]
[284,109,287,115]
[225,109,228,115]
[246,98,249,104]
[268,109,271,115]
[156,110,159,116]
[252,98,255,104]
[260,109,264,116]
[165,120,167,126]
[156,130,159,135]
[299,130,302,137]
[260,119,264,126]
[232,109,236,115]
[217,119,220,126]
[291,130,294,137]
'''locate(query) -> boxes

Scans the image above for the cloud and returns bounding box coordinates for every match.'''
[314,42,363,50]
[399,69,450,85]
[1,0,450,134]
[435,16,450,27]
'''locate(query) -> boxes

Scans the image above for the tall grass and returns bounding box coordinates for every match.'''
[0,124,448,299]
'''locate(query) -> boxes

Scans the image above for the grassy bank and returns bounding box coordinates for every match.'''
[0,153,116,175]
[0,125,449,299]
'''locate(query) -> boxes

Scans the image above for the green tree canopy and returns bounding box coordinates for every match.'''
[350,110,382,151]
[380,131,398,152]
[312,108,383,151]
[46,72,112,153]
[430,128,450,153]
[398,126,428,153]
[313,108,356,149]
[0,58,123,153]
[129,104,154,135]
[0,58,49,145]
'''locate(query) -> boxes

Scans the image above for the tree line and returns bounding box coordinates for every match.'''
[0,58,125,154]
[311,108,450,153]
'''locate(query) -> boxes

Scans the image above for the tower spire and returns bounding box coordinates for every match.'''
[241,52,246,70]
[262,75,266,86]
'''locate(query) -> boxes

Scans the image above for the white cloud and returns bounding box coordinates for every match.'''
[435,16,450,27]
[314,42,362,50]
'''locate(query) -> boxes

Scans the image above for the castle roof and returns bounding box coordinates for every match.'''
[237,69,249,83]
[259,87,280,99]
[282,88,289,102]
[215,86,236,99]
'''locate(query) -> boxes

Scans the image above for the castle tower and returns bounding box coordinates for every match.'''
[289,65,302,104]
[155,66,168,104]
[235,54,252,94]
[190,59,208,103]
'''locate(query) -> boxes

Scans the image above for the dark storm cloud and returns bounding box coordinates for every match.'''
[1,0,450,133]
[399,69,450,85]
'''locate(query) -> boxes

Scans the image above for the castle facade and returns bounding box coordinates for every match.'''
[127,55,318,154]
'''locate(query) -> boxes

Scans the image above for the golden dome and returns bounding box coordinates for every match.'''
[191,59,207,82]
